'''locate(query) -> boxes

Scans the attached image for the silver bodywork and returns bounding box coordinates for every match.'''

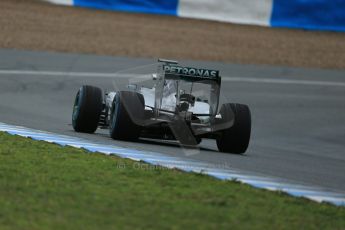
[102,60,233,140]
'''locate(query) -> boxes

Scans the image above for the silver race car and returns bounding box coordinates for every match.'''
[72,59,251,154]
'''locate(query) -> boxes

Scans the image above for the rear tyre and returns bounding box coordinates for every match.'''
[216,103,251,154]
[72,85,103,133]
[109,91,145,140]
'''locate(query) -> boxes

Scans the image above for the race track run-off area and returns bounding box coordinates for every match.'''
[0,49,344,206]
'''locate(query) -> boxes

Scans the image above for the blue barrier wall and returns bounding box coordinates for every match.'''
[271,0,345,32]
[45,0,345,32]
[74,0,178,15]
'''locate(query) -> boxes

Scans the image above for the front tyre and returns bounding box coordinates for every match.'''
[216,103,251,154]
[109,91,145,140]
[72,85,103,133]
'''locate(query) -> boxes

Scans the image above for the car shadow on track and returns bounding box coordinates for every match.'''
[138,138,218,153]
[92,131,219,153]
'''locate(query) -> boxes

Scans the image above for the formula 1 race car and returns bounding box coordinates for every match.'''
[72,59,251,154]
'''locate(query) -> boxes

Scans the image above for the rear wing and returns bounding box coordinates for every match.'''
[162,64,221,84]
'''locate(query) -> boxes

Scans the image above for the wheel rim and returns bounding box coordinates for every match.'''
[72,91,81,127]
[110,96,120,133]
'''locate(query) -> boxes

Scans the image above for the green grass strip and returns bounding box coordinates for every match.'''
[0,132,344,229]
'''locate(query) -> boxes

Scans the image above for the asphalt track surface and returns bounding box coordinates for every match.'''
[0,49,344,193]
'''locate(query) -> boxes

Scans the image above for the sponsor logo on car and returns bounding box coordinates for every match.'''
[163,65,219,78]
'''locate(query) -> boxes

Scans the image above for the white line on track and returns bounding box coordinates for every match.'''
[221,77,345,87]
[1,69,345,87]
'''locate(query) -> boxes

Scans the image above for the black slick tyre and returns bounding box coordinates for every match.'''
[109,91,145,140]
[216,103,251,154]
[72,85,103,133]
